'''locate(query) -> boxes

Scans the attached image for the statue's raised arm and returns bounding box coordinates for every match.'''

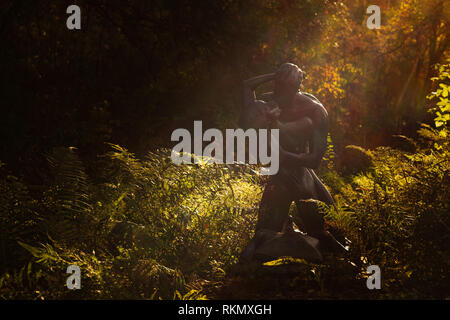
[239,73,275,129]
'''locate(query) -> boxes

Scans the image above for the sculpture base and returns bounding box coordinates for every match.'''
[241,228,323,264]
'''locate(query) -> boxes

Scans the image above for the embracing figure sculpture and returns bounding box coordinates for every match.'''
[239,63,346,262]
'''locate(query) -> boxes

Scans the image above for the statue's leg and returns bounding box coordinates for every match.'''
[309,169,334,205]
[294,199,346,253]
[255,180,292,232]
[286,169,323,237]
[294,200,325,239]
[296,170,348,254]
[240,179,292,262]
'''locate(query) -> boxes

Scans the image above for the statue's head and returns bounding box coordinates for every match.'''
[274,63,303,107]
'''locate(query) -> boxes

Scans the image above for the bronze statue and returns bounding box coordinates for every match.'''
[239,63,346,262]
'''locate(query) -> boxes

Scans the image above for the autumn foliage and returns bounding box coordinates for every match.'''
[0,0,449,299]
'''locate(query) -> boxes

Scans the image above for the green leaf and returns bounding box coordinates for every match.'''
[18,241,43,258]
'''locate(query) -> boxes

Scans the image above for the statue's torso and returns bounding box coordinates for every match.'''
[273,93,326,196]
[278,93,321,154]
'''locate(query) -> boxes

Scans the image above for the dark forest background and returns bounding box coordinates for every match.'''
[0,0,448,300]
[2,0,449,169]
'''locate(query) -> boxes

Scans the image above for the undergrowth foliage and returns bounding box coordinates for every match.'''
[0,146,262,299]
[0,64,448,299]
[328,126,449,297]
[0,125,447,299]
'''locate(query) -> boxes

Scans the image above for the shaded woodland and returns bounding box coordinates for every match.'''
[0,0,448,299]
